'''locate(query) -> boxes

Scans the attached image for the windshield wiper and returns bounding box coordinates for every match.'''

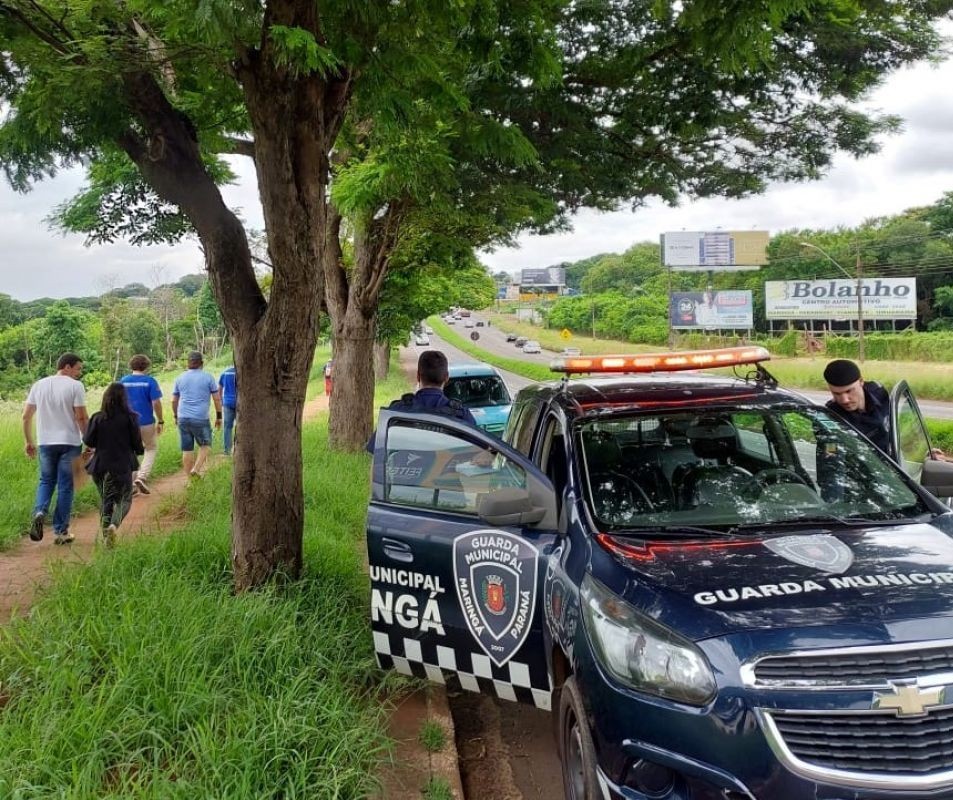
[728,513,929,534]
[608,524,741,540]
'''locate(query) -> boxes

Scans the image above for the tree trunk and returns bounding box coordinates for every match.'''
[230,325,306,587]
[328,306,377,451]
[374,342,391,379]
[324,203,407,451]
[113,25,353,590]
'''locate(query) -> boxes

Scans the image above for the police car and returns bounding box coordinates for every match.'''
[367,347,953,800]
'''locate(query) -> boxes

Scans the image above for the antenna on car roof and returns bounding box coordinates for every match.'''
[739,362,778,388]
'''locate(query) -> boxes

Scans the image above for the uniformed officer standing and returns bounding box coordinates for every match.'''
[367,350,477,453]
[823,359,890,452]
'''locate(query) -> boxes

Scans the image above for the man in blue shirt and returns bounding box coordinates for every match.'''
[172,351,222,477]
[218,365,238,455]
[120,354,165,494]
[366,350,477,453]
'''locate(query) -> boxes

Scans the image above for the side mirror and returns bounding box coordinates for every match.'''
[477,487,546,527]
[922,459,953,499]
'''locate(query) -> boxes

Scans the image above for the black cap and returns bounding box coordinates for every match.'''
[823,359,861,386]
[187,350,203,364]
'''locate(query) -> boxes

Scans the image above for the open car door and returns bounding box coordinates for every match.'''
[889,380,953,501]
[367,409,559,710]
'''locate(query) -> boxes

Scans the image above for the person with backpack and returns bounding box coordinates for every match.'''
[83,382,145,547]
[366,350,477,453]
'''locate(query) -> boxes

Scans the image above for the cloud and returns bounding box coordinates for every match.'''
[3,45,953,297]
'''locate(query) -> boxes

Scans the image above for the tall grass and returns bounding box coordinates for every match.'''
[0,418,395,798]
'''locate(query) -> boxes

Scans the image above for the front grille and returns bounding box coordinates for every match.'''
[768,708,953,775]
[753,644,953,687]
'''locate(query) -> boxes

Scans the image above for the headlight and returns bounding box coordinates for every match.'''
[581,574,716,705]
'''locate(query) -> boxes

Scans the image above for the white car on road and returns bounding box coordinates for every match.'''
[522,340,541,354]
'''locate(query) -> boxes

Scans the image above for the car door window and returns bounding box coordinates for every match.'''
[385,420,527,514]
[895,387,931,482]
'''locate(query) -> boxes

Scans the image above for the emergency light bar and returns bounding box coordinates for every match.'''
[549,346,771,375]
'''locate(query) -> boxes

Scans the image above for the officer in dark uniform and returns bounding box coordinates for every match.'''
[823,359,890,452]
[366,350,477,453]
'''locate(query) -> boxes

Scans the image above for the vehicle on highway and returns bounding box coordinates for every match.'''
[445,316,456,325]
[464,320,475,328]
[506,333,518,342]
[522,340,541,354]
[476,321,485,327]
[367,347,953,800]
[443,363,512,438]
[426,325,434,335]
[562,346,581,356]
[460,309,471,317]
[514,336,527,348]
[413,333,430,346]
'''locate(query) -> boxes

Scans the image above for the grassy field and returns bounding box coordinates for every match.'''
[0,367,411,797]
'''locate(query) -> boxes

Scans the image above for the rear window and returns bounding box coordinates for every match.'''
[445,375,511,408]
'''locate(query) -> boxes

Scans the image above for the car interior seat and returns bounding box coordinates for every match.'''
[583,431,652,522]
[675,416,752,508]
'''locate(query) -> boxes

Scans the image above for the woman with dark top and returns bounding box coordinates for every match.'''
[83,382,144,546]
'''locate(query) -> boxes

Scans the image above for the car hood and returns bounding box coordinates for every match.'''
[470,404,512,425]
[611,519,953,641]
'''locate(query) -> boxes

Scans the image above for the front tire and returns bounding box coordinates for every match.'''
[559,676,600,800]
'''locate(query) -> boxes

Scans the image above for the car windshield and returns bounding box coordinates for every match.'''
[577,405,929,533]
[445,375,511,408]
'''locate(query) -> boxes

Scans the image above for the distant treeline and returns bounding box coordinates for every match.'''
[0,274,224,397]
[530,191,953,351]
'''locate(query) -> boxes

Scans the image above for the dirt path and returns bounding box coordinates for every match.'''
[0,393,331,625]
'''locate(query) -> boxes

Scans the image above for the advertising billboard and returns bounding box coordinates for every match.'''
[520,267,567,287]
[662,231,769,270]
[765,278,917,320]
[670,290,754,329]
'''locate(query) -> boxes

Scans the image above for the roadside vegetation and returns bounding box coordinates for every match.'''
[0,369,411,797]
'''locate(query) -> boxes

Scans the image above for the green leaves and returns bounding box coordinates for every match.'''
[268,25,342,77]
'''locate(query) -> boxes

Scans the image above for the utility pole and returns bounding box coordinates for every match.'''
[856,252,865,363]
[800,241,866,362]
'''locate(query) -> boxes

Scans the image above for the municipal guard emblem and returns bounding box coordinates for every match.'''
[764,534,853,575]
[454,529,539,667]
[483,575,507,615]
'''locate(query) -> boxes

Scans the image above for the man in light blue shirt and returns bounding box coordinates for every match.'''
[218,365,238,455]
[172,351,221,477]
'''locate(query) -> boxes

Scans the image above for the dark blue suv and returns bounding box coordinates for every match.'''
[367,347,953,799]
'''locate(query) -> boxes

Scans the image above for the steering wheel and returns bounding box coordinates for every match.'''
[743,468,810,500]
[591,471,654,521]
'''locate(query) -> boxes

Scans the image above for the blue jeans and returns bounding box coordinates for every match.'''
[34,444,82,534]
[223,405,237,454]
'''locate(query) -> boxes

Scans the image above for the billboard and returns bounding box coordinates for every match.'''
[520,267,566,287]
[670,290,754,329]
[765,278,917,320]
[662,230,769,270]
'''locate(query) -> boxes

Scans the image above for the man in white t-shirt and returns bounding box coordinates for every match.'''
[22,353,89,544]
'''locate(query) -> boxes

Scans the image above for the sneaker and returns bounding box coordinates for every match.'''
[53,531,74,545]
[104,524,117,548]
[134,477,151,495]
[28,512,44,542]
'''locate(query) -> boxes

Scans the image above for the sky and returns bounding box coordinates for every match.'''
[3,42,953,301]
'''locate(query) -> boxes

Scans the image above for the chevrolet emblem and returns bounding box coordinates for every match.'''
[873,683,944,718]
